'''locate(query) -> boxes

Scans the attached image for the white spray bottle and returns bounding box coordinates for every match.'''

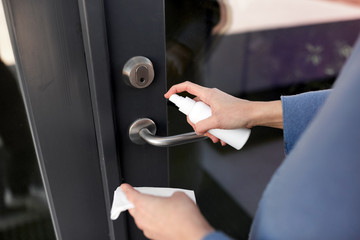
[169,94,251,150]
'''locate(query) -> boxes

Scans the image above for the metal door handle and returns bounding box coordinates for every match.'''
[129,118,207,147]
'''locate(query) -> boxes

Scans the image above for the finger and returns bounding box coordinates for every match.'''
[220,140,227,146]
[128,208,135,216]
[164,81,209,100]
[171,191,185,198]
[143,230,156,240]
[120,183,141,204]
[194,116,219,135]
[205,133,220,144]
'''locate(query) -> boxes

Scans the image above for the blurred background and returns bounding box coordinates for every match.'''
[0,1,56,239]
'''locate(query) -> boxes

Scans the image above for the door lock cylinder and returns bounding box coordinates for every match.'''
[122,56,154,88]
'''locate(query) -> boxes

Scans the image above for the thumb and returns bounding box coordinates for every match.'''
[120,183,141,204]
[194,116,219,135]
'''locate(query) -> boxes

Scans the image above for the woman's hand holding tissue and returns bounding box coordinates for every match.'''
[120,183,214,240]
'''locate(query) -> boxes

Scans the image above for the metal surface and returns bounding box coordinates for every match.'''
[129,118,157,144]
[129,118,207,147]
[122,56,154,88]
[3,0,114,239]
[78,0,126,239]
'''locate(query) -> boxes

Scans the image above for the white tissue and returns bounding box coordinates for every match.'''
[110,187,196,220]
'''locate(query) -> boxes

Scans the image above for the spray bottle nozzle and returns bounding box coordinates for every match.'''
[169,94,196,115]
[169,94,181,105]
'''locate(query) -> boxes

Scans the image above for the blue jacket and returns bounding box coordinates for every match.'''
[204,35,360,240]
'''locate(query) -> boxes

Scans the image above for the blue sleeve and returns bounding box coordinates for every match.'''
[202,231,233,240]
[281,90,331,154]
[250,36,360,240]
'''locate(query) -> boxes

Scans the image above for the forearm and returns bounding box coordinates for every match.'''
[247,100,283,129]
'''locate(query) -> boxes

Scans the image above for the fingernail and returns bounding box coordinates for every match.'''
[120,184,129,193]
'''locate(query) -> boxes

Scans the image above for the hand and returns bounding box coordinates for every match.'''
[121,184,214,240]
[164,81,253,143]
[165,81,283,143]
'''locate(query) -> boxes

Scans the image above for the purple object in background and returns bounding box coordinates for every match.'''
[204,20,360,94]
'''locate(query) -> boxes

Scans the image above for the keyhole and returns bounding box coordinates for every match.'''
[135,65,148,86]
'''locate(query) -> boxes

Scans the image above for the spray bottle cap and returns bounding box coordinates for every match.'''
[169,94,195,115]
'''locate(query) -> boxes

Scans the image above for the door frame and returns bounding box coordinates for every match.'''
[3,0,128,239]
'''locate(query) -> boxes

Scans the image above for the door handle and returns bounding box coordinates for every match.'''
[129,118,207,147]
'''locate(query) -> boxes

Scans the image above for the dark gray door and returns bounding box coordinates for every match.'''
[103,0,169,239]
[4,0,360,239]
